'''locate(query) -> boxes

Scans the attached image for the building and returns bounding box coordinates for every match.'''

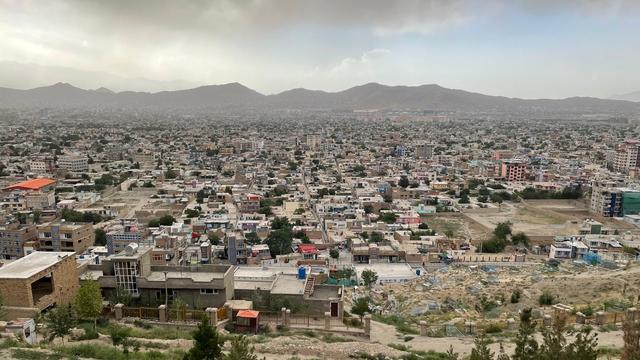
[0,223,37,259]
[28,157,55,175]
[58,154,89,173]
[0,251,78,319]
[239,194,261,213]
[86,245,235,309]
[613,140,640,174]
[1,178,57,211]
[305,134,322,150]
[105,219,146,255]
[37,221,94,254]
[500,159,527,182]
[415,143,434,159]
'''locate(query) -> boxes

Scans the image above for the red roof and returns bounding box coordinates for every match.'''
[298,244,318,254]
[236,310,260,319]
[4,178,56,191]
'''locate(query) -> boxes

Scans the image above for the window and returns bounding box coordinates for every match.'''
[200,288,218,295]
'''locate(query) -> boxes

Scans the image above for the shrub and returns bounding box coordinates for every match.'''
[511,290,522,304]
[539,291,555,306]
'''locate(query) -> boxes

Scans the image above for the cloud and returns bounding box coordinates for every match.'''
[330,49,390,77]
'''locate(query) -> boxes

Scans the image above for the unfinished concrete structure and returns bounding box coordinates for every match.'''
[0,251,78,319]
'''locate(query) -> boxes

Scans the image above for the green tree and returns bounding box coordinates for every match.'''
[159,214,176,226]
[380,212,397,224]
[265,229,293,255]
[511,232,530,247]
[469,332,494,360]
[399,175,410,188]
[225,335,260,360]
[418,223,429,230]
[369,232,384,243]
[493,222,512,241]
[207,232,221,245]
[184,315,223,360]
[245,232,261,245]
[45,305,77,345]
[73,280,103,330]
[165,168,178,179]
[270,216,291,230]
[329,249,339,260]
[351,297,369,320]
[108,325,132,352]
[361,269,378,288]
[363,205,374,214]
[512,309,539,360]
[94,228,107,246]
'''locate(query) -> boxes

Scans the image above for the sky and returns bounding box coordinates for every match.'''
[0,0,639,99]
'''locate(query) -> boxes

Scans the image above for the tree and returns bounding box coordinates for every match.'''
[399,175,410,188]
[511,232,530,247]
[445,345,459,360]
[493,222,512,241]
[363,205,374,214]
[469,332,494,360]
[380,212,397,224]
[165,168,178,179]
[108,325,132,352]
[512,309,539,360]
[351,297,369,320]
[184,315,223,360]
[207,232,221,245]
[94,229,107,246]
[265,229,293,256]
[459,193,470,204]
[245,232,261,245]
[623,320,640,360]
[329,249,339,260]
[361,269,378,288]
[418,223,429,230]
[45,305,77,345]
[225,335,260,360]
[74,280,103,330]
[271,216,291,230]
[369,232,384,243]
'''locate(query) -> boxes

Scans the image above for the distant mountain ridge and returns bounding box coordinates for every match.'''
[0,81,638,113]
[610,90,640,102]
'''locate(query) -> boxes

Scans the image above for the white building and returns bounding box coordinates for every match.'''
[58,154,89,173]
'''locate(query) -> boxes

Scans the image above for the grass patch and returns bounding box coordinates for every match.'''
[56,343,185,360]
[12,349,62,360]
[321,333,351,343]
[372,314,419,335]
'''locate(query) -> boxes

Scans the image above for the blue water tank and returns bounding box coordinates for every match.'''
[416,269,421,276]
[298,266,307,279]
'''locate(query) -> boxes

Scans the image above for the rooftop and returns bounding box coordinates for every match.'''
[4,178,56,191]
[0,251,74,279]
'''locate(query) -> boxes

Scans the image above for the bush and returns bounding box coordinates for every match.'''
[483,323,503,334]
[133,319,152,330]
[511,290,522,304]
[539,291,555,306]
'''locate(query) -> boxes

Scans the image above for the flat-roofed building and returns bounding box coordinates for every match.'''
[37,221,94,254]
[58,154,89,173]
[0,251,78,319]
[0,223,37,259]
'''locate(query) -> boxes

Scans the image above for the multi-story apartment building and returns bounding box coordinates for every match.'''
[37,221,94,254]
[238,194,261,213]
[415,143,434,159]
[305,134,322,150]
[58,154,89,173]
[0,223,37,259]
[613,140,640,174]
[28,157,55,175]
[105,219,147,255]
[500,159,527,181]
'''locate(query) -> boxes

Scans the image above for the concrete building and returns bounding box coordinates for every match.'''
[500,159,527,181]
[58,154,89,173]
[0,251,78,319]
[415,143,434,159]
[86,245,235,308]
[1,178,56,212]
[37,221,94,254]
[0,223,37,259]
[613,140,640,174]
[105,219,146,255]
[305,134,322,150]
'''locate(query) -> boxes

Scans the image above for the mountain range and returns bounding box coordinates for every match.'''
[0,82,639,114]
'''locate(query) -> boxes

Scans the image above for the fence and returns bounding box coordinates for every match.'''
[168,308,207,322]
[122,307,160,320]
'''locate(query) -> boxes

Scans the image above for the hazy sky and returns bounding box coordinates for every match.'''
[1,0,639,98]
